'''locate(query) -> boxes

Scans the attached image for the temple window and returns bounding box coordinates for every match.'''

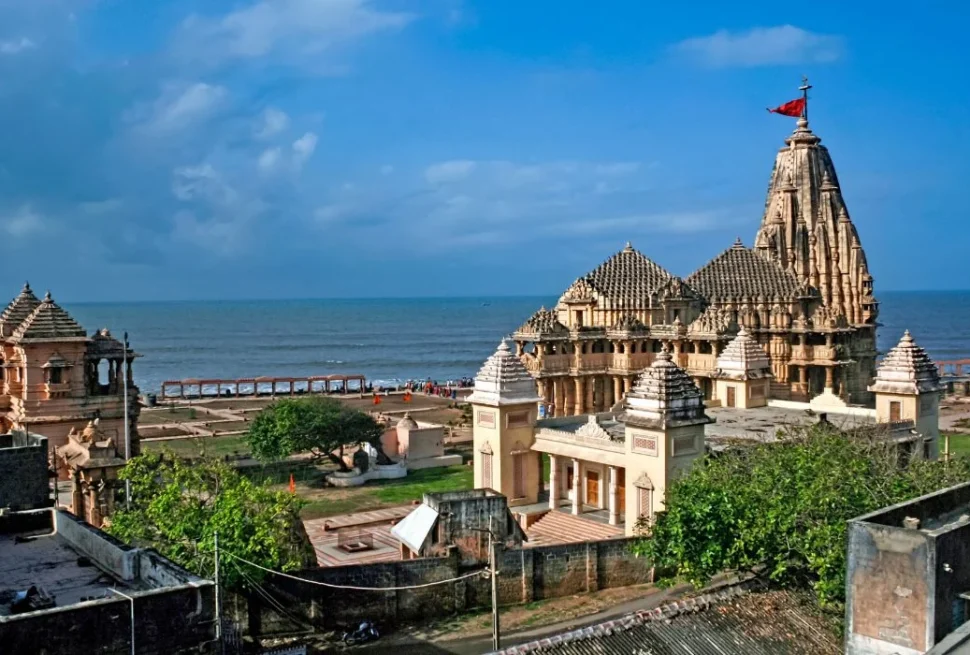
[608,342,615,353]
[48,367,63,384]
[98,359,110,386]
[575,310,584,327]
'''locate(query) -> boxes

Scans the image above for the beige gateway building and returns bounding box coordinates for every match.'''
[469,115,946,538]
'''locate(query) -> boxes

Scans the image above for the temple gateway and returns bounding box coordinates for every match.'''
[513,111,877,415]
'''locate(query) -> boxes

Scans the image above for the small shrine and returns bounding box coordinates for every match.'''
[711,328,773,408]
[55,419,126,528]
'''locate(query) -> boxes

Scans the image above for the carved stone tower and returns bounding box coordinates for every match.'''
[868,331,946,459]
[753,105,878,401]
[619,348,712,526]
[469,339,542,506]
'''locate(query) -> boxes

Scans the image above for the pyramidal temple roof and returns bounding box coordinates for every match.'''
[686,241,804,302]
[0,282,41,337]
[563,242,674,307]
[621,348,711,429]
[467,339,541,407]
[713,328,773,380]
[11,291,87,342]
[868,331,945,395]
[515,307,569,338]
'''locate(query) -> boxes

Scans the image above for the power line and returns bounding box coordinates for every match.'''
[226,552,484,591]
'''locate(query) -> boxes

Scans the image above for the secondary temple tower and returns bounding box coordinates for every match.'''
[468,339,543,507]
[0,284,139,459]
[869,331,946,460]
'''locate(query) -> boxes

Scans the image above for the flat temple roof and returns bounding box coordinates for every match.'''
[0,530,133,616]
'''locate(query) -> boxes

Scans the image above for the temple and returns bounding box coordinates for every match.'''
[514,98,878,415]
[0,284,139,461]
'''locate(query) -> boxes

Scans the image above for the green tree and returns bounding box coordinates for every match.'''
[245,396,386,470]
[106,453,310,590]
[633,424,970,609]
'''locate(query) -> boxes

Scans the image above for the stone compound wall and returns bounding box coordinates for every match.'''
[249,537,652,634]
[0,432,50,511]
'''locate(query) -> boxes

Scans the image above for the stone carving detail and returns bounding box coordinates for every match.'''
[516,307,569,336]
[562,278,596,302]
[575,415,620,442]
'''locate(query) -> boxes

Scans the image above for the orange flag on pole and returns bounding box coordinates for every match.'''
[373,394,382,405]
[288,474,296,494]
[404,391,412,403]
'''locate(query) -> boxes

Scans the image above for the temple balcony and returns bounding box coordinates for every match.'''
[790,346,838,363]
[44,382,72,399]
[524,354,572,375]
[685,353,716,375]
[574,353,610,373]
[610,352,654,373]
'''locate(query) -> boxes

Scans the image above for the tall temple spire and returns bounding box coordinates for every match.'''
[753,80,877,326]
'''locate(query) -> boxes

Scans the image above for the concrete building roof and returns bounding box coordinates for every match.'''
[467,340,542,407]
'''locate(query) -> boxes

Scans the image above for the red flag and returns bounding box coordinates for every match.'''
[767,97,805,117]
[288,474,296,494]
[372,394,381,405]
[404,391,412,403]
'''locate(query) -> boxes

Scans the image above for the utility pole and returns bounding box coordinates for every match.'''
[122,331,131,510]
[489,516,500,652]
[214,531,223,654]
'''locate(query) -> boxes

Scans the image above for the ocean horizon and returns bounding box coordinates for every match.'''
[62,291,970,395]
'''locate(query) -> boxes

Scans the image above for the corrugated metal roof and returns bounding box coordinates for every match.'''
[496,586,841,655]
[390,503,439,553]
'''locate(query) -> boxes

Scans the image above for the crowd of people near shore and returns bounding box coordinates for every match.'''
[367,377,474,398]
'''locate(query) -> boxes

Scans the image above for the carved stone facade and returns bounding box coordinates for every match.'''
[0,284,140,463]
[514,116,878,415]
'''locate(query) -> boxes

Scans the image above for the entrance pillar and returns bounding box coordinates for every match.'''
[608,466,619,525]
[548,454,559,510]
[572,459,582,515]
[574,377,586,415]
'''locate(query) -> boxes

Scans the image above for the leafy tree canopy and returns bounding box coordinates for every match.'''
[106,453,311,590]
[633,425,970,608]
[245,396,385,470]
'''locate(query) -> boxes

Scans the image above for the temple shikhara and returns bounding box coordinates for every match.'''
[0,283,139,460]
[473,88,947,537]
[514,101,877,414]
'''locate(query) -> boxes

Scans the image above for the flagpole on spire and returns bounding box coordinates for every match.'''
[799,76,812,122]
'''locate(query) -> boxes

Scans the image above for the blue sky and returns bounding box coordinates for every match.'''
[0,0,967,301]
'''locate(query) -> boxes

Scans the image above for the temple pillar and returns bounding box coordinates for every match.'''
[548,455,559,510]
[71,473,84,518]
[585,377,595,414]
[553,379,564,417]
[825,366,834,392]
[623,376,632,395]
[613,376,623,406]
[574,377,586,415]
[603,376,613,411]
[572,458,582,515]
[608,466,619,525]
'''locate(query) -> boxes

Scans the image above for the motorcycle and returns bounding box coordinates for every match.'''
[342,620,380,646]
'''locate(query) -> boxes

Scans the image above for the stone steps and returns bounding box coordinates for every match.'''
[525,510,623,547]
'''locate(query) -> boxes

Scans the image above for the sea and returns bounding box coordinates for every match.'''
[64,292,970,395]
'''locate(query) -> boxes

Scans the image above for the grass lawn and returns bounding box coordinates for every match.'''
[139,407,203,424]
[142,434,251,459]
[205,420,252,433]
[297,464,474,519]
[945,433,970,457]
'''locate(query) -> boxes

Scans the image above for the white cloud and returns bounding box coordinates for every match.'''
[178,0,412,65]
[672,25,843,68]
[1,204,43,237]
[424,160,477,184]
[258,147,282,172]
[172,164,238,205]
[291,132,318,169]
[256,108,289,138]
[130,82,228,134]
[0,37,35,55]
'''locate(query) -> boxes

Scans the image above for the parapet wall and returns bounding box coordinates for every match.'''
[249,537,652,635]
[0,432,50,511]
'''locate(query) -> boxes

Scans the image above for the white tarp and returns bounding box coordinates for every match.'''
[390,503,439,553]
